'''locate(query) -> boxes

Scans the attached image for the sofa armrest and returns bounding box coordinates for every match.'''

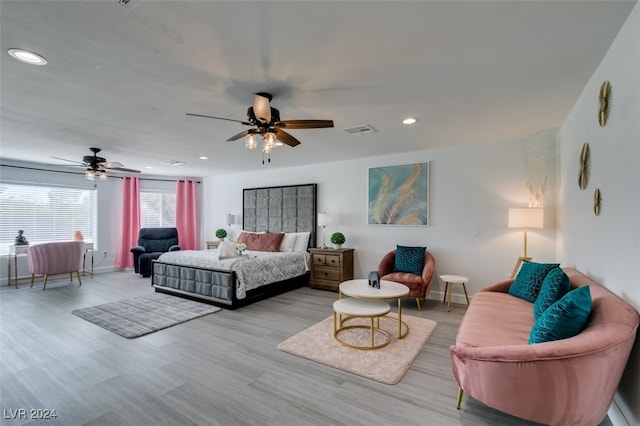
[130,246,146,254]
[169,245,180,252]
[478,279,514,294]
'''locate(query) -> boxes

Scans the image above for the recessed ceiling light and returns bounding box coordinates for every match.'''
[145,166,154,170]
[199,156,209,160]
[402,117,417,125]
[8,48,47,65]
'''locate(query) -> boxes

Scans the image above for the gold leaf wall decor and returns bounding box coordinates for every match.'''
[578,142,590,190]
[599,80,611,127]
[594,188,601,216]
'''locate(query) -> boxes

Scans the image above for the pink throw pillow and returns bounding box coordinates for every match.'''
[238,232,284,252]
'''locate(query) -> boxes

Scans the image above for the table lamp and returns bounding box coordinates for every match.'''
[317,212,330,249]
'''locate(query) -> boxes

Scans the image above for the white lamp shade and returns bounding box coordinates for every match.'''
[317,212,329,227]
[508,208,544,229]
[224,213,235,226]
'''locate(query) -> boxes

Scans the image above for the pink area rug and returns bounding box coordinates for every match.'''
[277,313,437,384]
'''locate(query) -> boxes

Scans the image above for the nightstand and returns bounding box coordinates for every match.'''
[205,241,220,249]
[309,248,354,292]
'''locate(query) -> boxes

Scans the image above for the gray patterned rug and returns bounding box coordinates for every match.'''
[72,293,221,338]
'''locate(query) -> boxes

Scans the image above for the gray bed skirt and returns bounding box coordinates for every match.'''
[151,260,309,309]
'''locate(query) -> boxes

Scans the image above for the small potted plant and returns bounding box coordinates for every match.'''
[215,228,228,241]
[330,232,345,249]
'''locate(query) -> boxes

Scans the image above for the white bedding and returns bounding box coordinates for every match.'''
[157,249,310,299]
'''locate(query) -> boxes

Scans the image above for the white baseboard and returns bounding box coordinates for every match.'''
[608,398,631,426]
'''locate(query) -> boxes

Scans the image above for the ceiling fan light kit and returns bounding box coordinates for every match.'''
[52,147,141,180]
[187,92,334,163]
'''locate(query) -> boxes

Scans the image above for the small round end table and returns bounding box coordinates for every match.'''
[440,275,470,312]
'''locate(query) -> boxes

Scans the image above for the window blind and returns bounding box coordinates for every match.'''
[140,191,176,228]
[0,183,97,255]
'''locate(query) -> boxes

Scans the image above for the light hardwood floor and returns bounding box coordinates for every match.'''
[0,272,611,426]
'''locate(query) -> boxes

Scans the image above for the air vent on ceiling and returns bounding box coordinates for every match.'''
[115,0,142,10]
[162,160,186,166]
[343,124,378,135]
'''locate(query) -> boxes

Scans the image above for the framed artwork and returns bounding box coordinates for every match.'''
[368,162,429,225]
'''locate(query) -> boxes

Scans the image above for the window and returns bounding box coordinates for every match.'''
[0,183,97,255]
[140,191,176,228]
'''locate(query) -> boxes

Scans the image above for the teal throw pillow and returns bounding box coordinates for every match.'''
[529,286,592,344]
[393,245,426,276]
[508,261,560,303]
[533,267,571,319]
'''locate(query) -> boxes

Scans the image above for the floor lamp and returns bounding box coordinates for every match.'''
[508,208,544,279]
[317,212,329,249]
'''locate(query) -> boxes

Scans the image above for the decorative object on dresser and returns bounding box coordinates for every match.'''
[309,247,354,292]
[507,207,543,278]
[377,246,435,310]
[329,231,345,249]
[215,228,227,241]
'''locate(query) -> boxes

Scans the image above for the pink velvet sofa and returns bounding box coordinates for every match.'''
[27,241,84,290]
[450,268,639,426]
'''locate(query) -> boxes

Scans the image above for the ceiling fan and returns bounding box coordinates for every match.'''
[186,92,334,162]
[52,147,140,180]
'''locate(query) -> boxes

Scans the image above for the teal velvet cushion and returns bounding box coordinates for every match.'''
[508,261,560,303]
[529,286,592,344]
[533,267,571,319]
[393,245,426,276]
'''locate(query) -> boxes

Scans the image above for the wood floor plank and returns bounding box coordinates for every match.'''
[0,272,611,425]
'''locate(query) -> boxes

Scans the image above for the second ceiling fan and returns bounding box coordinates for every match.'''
[187,92,334,158]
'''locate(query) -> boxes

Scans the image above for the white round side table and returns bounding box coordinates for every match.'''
[440,275,470,312]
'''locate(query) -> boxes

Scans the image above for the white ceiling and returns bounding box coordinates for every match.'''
[0,0,635,178]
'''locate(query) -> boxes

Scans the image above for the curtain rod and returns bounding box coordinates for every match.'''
[0,164,201,183]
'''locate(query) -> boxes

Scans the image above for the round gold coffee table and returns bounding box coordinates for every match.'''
[339,279,410,339]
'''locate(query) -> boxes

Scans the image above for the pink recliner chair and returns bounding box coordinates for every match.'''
[27,241,84,290]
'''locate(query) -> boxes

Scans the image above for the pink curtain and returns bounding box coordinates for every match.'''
[176,179,198,250]
[115,176,140,268]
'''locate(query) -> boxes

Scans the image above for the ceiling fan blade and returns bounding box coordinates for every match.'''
[50,156,86,166]
[105,167,141,174]
[253,93,271,124]
[102,161,124,169]
[275,119,334,129]
[186,113,251,126]
[227,129,251,142]
[274,128,301,147]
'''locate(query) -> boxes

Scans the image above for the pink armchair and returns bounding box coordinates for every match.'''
[377,249,436,310]
[27,241,84,290]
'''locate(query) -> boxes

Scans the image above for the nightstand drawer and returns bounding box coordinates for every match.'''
[312,253,341,267]
[312,267,341,282]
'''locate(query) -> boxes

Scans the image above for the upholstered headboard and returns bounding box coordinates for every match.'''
[243,183,317,249]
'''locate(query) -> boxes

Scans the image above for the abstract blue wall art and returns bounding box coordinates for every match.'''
[368,162,429,225]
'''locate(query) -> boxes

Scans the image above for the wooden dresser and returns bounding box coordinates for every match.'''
[308,248,354,292]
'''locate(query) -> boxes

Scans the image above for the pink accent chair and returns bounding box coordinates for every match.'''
[27,241,84,290]
[450,268,639,425]
[377,249,436,310]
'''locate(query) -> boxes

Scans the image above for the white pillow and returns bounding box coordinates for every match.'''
[292,232,311,252]
[218,240,236,259]
[279,233,297,252]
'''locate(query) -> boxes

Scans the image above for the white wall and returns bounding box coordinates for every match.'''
[557,3,639,424]
[203,132,557,302]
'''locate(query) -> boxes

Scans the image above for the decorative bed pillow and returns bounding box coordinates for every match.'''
[529,286,592,344]
[238,232,285,252]
[291,232,311,252]
[533,267,571,319]
[508,261,560,303]
[393,245,426,276]
[279,233,297,252]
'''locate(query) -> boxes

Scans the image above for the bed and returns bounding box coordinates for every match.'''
[151,183,317,309]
